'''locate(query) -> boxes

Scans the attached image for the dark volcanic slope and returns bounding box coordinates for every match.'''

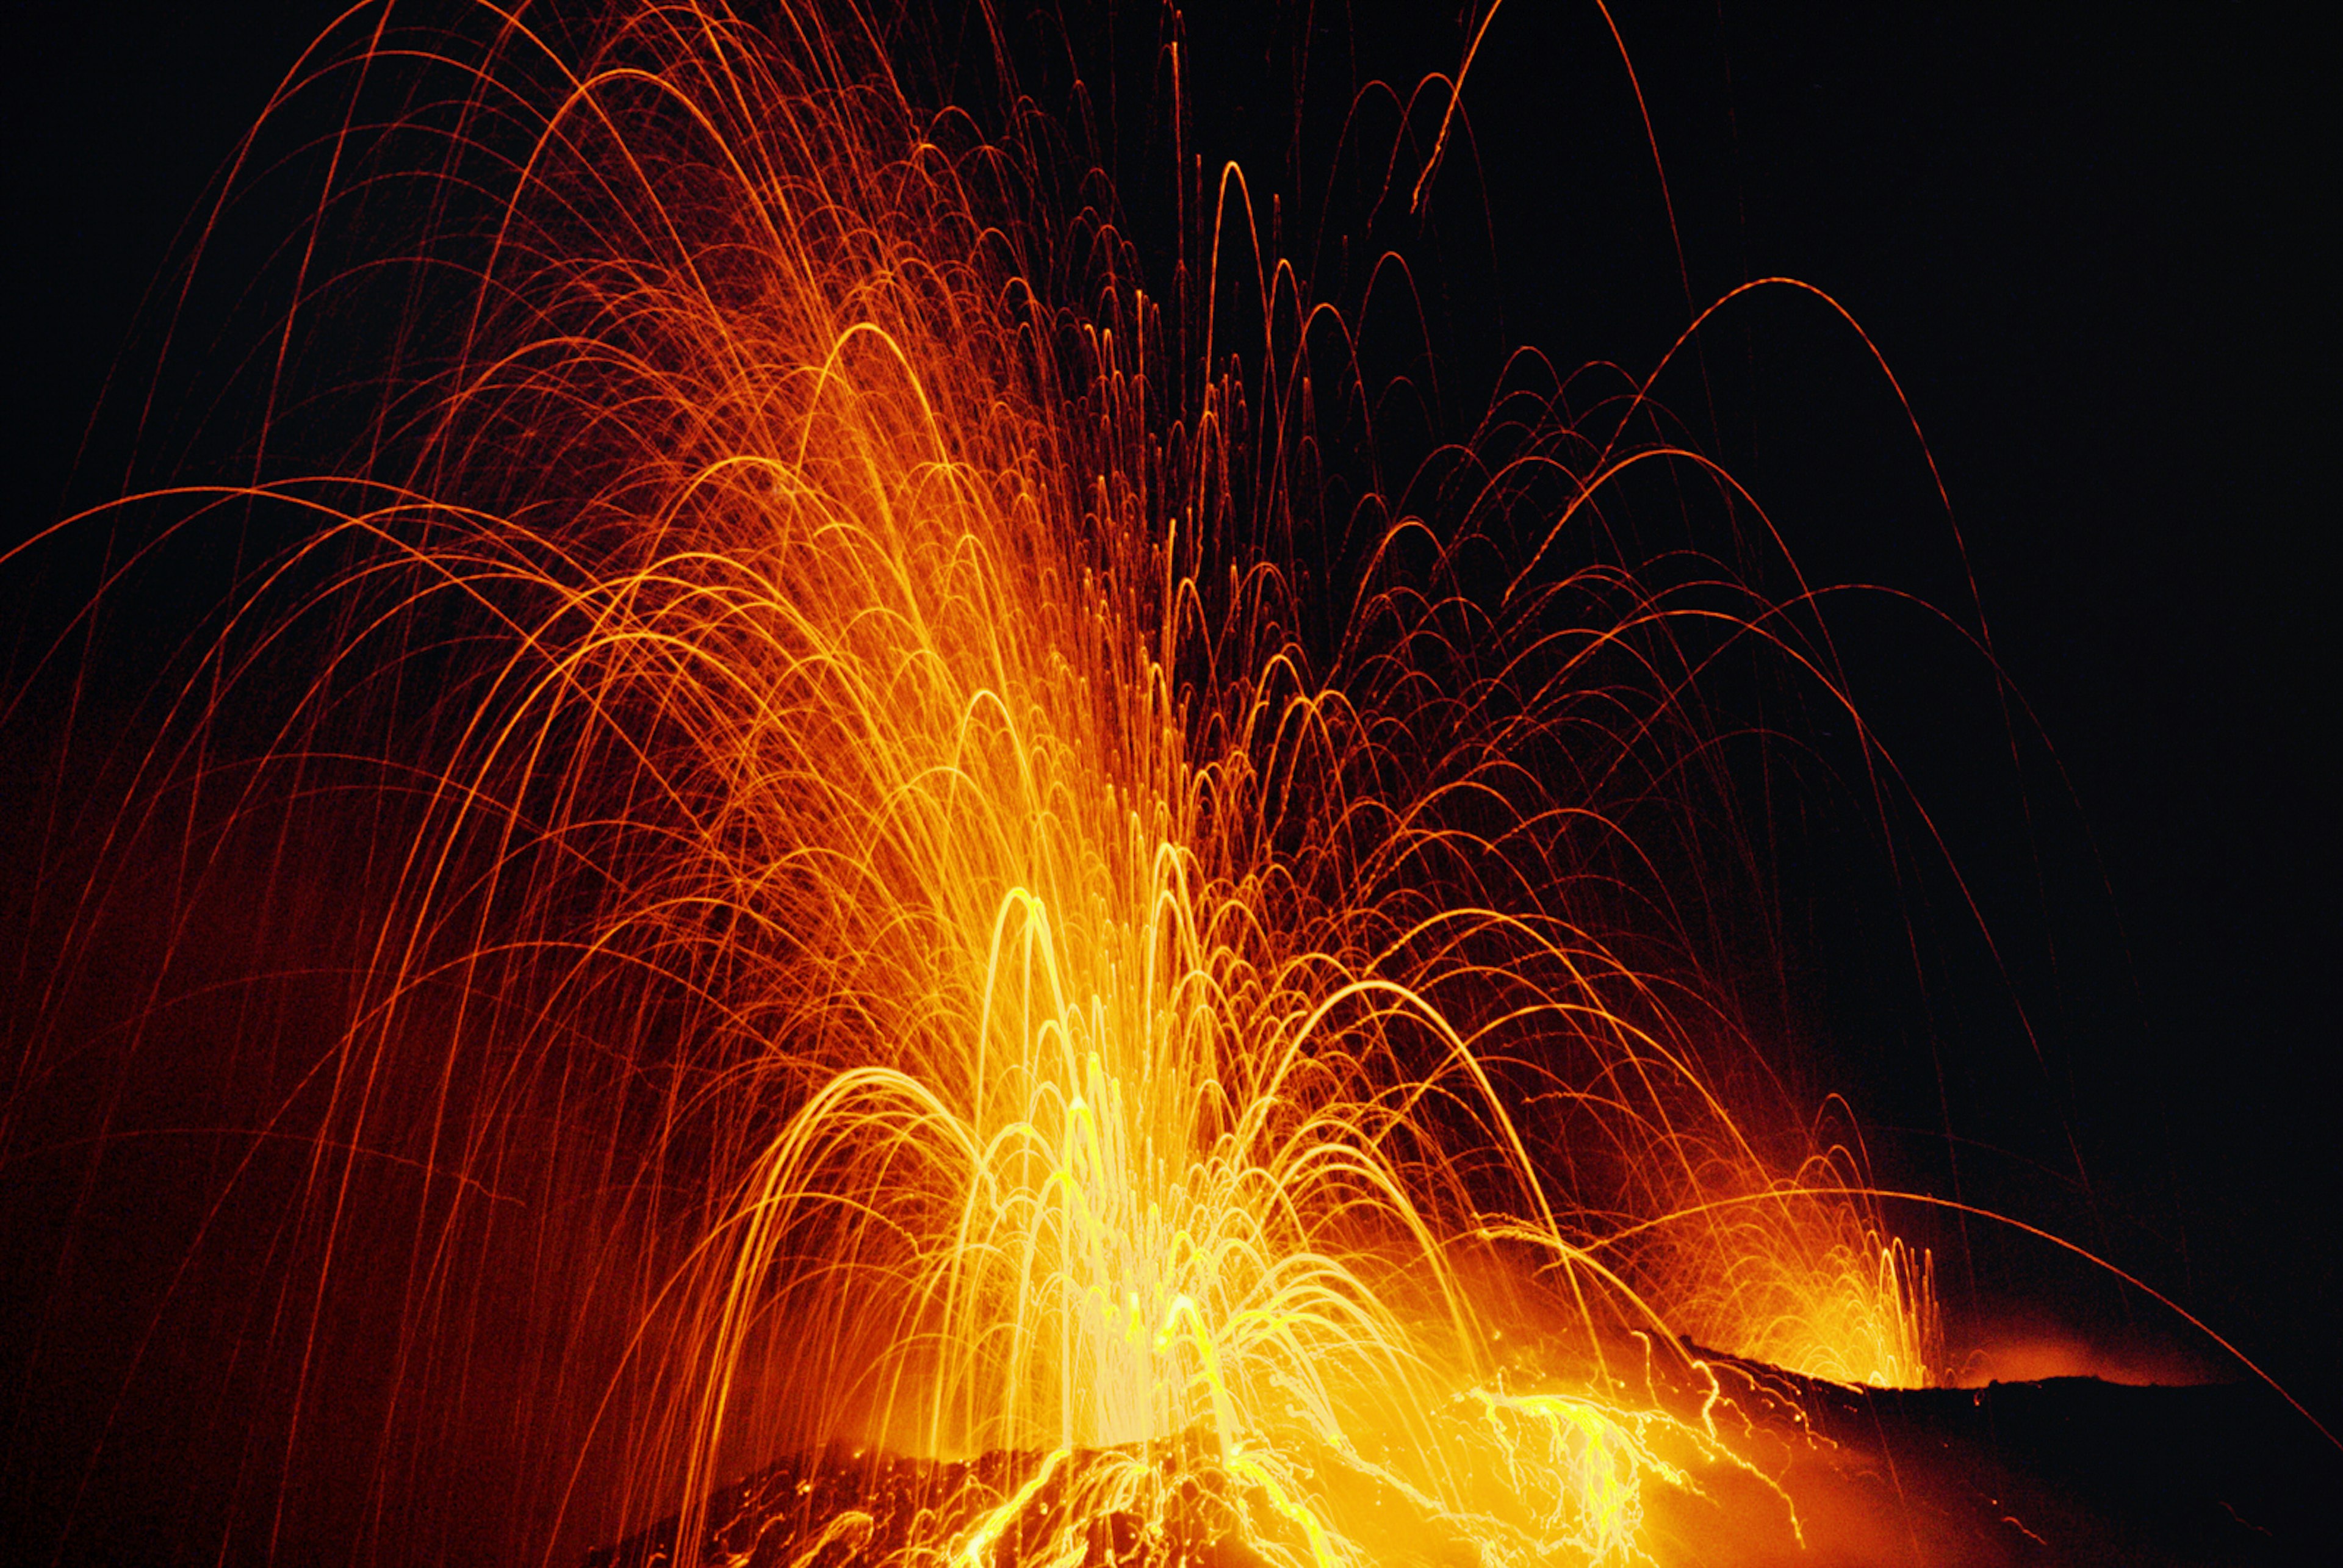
[1784,1374,2338,1566]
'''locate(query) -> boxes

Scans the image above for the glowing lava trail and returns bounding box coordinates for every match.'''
[9,4,1956,1564]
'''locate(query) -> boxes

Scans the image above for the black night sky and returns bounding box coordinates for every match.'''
[6,2,2336,1560]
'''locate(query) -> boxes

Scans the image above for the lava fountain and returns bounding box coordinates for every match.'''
[5,4,1976,1564]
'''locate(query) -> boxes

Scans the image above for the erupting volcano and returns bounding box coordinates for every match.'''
[4,4,2332,1566]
